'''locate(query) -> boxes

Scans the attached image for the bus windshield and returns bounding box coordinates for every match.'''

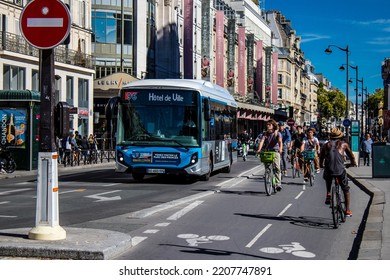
[117,89,200,147]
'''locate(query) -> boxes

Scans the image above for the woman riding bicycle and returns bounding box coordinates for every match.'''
[301,128,321,182]
[256,119,283,191]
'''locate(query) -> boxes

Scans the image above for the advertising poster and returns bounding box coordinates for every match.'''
[0,108,27,149]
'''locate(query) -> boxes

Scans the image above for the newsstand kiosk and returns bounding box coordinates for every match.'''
[0,90,40,170]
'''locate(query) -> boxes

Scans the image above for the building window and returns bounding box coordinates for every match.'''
[3,65,25,90]
[278,74,283,84]
[66,76,74,106]
[92,11,133,45]
[278,88,282,99]
[78,78,89,108]
[32,70,39,91]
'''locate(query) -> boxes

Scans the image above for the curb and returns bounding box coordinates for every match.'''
[347,171,384,260]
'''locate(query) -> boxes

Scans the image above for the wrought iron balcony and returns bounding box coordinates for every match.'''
[0,31,94,69]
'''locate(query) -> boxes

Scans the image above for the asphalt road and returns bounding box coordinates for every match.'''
[0,155,370,259]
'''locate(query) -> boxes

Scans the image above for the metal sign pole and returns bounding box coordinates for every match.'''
[28,49,66,240]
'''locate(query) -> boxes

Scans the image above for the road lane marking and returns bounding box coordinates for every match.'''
[217,165,261,188]
[0,215,17,218]
[167,200,203,221]
[60,189,86,194]
[155,223,170,227]
[102,183,120,187]
[277,203,292,217]
[246,224,272,248]
[132,236,147,247]
[85,190,122,202]
[0,201,10,205]
[0,188,32,196]
[143,229,159,234]
[295,191,304,199]
[128,191,213,219]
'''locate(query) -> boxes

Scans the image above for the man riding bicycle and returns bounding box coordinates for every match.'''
[239,128,251,161]
[278,121,291,176]
[289,125,305,173]
[301,128,321,182]
[319,128,357,217]
[256,119,283,191]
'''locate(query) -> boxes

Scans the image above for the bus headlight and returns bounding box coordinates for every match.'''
[190,153,198,164]
[117,151,124,162]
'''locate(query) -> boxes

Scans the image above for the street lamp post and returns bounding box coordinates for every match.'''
[325,44,350,139]
[348,65,359,120]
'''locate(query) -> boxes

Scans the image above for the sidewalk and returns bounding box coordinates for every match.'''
[0,160,389,259]
[347,161,390,260]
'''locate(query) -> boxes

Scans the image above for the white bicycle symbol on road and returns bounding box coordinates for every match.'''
[260,242,316,258]
[177,234,230,247]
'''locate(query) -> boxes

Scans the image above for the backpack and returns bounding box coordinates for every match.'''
[325,140,345,176]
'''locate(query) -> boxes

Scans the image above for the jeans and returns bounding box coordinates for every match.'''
[362,151,371,166]
[280,143,288,171]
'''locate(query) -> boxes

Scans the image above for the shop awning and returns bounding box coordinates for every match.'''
[0,90,40,101]
[236,101,274,114]
[236,102,274,120]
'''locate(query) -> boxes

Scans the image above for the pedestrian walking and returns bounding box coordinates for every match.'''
[361,133,373,166]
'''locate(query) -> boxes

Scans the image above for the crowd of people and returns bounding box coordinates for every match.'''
[56,131,99,165]
[240,119,360,218]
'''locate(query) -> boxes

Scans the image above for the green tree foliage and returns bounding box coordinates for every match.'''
[366,88,384,116]
[317,83,346,123]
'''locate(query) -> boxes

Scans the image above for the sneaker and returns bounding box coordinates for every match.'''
[283,170,288,176]
[325,193,331,205]
[304,177,309,182]
[276,186,282,191]
[316,169,320,174]
[345,210,353,217]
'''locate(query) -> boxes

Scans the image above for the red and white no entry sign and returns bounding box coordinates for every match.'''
[20,0,71,49]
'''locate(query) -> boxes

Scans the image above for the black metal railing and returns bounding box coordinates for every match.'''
[1,31,94,69]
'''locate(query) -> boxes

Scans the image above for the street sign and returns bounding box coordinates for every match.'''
[343,118,351,127]
[20,0,71,49]
[287,118,295,126]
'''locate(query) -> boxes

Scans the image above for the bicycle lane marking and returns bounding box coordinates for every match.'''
[245,203,293,248]
[245,224,272,248]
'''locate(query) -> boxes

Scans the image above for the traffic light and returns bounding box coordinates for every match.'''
[54,102,70,138]
[288,106,294,118]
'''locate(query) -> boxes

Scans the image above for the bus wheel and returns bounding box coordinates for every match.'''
[201,156,213,181]
[132,173,144,181]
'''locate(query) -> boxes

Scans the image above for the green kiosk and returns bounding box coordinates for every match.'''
[0,90,40,170]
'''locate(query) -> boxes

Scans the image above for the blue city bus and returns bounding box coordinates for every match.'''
[113,79,238,181]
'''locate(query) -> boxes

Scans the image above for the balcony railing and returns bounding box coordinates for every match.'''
[0,31,94,69]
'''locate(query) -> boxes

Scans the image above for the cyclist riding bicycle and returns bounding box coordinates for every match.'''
[278,121,291,176]
[289,125,305,173]
[301,128,321,182]
[256,119,283,191]
[239,128,251,161]
[319,127,357,217]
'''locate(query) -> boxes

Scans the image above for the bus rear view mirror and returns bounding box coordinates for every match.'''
[204,98,211,121]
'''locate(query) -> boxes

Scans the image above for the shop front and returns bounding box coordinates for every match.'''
[0,90,40,170]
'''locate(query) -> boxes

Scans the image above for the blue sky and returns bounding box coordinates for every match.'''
[266,0,390,103]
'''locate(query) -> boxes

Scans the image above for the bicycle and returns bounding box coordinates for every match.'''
[259,151,278,196]
[302,150,316,186]
[331,177,346,229]
[290,149,301,178]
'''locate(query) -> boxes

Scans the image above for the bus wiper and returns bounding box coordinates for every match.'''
[157,138,189,151]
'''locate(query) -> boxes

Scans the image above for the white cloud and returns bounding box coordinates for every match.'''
[301,34,331,43]
[367,36,390,45]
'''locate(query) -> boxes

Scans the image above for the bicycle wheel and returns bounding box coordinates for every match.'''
[331,185,339,229]
[291,157,297,178]
[294,157,301,178]
[264,166,273,196]
[309,161,314,187]
[337,187,346,223]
